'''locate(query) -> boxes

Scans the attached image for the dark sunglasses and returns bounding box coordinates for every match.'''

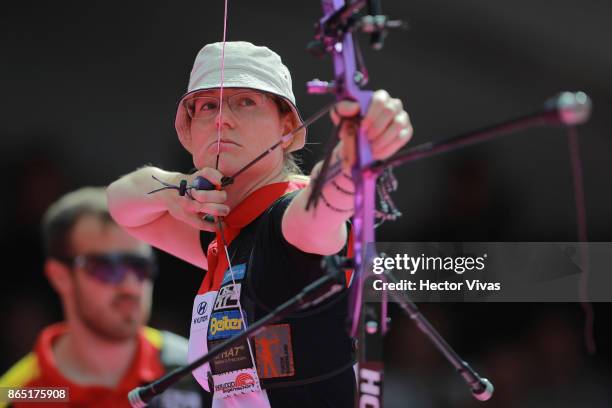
[70,252,158,284]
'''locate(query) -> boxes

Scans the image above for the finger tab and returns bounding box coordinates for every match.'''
[192,176,215,191]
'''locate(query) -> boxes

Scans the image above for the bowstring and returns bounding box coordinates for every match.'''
[214,0,229,267]
[213,0,262,386]
[215,0,228,171]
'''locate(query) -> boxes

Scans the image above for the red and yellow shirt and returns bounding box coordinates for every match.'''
[0,323,188,408]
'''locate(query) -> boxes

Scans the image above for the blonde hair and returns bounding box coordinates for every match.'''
[269,94,304,176]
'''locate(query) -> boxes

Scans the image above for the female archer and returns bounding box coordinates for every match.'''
[107,41,412,407]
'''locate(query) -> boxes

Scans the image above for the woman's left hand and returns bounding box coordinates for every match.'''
[330,89,413,162]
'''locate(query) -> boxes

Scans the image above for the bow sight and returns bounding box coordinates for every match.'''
[307,0,407,92]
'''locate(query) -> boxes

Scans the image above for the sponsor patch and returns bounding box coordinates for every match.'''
[254,324,295,378]
[213,283,242,311]
[208,309,246,341]
[188,291,217,392]
[221,263,246,285]
[192,299,210,327]
[209,339,252,374]
[212,368,261,397]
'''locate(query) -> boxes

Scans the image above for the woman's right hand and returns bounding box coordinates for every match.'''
[163,167,229,232]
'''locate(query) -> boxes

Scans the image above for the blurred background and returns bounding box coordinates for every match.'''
[1,0,611,406]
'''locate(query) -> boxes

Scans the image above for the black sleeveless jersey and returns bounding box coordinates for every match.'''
[200,191,356,407]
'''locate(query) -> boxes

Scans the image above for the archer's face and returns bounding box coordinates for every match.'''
[188,88,292,178]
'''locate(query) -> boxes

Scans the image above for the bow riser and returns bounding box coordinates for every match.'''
[318,2,386,407]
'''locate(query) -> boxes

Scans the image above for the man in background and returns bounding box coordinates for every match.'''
[0,187,210,407]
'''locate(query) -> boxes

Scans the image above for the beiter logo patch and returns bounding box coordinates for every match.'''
[208,309,246,341]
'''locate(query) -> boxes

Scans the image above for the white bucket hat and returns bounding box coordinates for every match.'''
[175,41,306,153]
